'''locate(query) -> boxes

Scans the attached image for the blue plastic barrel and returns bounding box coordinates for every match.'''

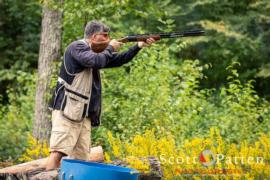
[59,159,139,180]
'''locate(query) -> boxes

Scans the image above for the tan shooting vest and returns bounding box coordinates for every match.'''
[59,39,93,122]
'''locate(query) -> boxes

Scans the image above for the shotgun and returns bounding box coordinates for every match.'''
[91,30,205,53]
[117,30,205,43]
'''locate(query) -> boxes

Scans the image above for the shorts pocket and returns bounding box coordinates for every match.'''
[50,129,69,149]
[63,96,85,121]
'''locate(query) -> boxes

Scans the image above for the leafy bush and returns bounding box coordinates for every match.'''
[0,71,36,163]
[19,134,49,162]
[105,128,270,179]
[94,45,270,148]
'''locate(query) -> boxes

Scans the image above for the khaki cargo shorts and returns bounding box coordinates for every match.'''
[49,110,91,161]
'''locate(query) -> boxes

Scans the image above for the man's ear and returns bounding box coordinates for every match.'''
[86,37,92,46]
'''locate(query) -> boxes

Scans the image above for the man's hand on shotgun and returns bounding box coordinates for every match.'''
[138,37,157,48]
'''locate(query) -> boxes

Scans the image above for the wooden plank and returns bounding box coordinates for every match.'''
[0,146,103,174]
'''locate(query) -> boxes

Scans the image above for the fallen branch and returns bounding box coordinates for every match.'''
[0,146,103,175]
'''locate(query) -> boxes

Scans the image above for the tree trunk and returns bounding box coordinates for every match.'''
[33,0,63,141]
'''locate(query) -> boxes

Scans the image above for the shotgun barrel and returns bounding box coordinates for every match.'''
[117,30,205,43]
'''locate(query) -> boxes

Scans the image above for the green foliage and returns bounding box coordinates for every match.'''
[0,71,36,162]
[0,0,41,70]
[171,0,270,99]
[62,0,178,47]
[93,44,270,149]
[0,0,41,103]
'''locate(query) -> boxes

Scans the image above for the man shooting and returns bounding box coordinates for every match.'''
[46,20,156,170]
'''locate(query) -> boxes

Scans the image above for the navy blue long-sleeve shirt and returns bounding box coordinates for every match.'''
[49,39,141,126]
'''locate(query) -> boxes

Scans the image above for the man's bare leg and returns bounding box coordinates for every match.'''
[46,151,66,170]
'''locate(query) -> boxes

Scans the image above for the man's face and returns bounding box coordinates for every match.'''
[90,32,110,42]
[88,32,110,52]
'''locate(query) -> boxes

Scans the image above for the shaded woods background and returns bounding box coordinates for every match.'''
[0,0,269,178]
